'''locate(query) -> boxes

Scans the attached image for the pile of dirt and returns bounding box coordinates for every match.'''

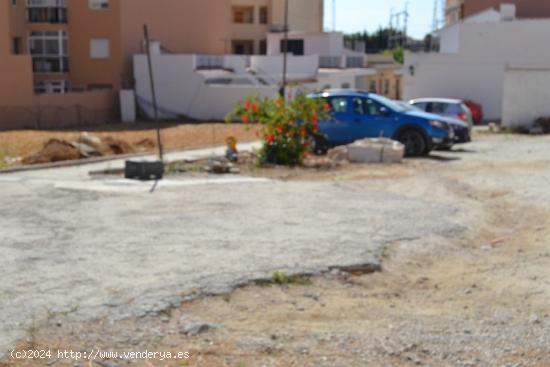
[22,139,85,165]
[23,133,136,165]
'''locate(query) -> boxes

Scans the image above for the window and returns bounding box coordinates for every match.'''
[27,0,68,23]
[87,84,113,91]
[12,37,21,54]
[326,97,348,113]
[89,0,108,9]
[90,38,110,59]
[231,40,254,55]
[232,6,254,23]
[259,6,268,24]
[28,30,69,73]
[384,79,390,95]
[352,97,365,114]
[34,80,70,94]
[259,39,267,55]
[280,39,304,55]
[369,80,377,93]
[364,99,385,116]
[429,102,450,114]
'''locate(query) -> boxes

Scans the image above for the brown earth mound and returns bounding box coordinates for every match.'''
[22,139,84,165]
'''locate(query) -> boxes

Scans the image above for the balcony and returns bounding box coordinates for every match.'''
[32,57,69,73]
[27,0,68,23]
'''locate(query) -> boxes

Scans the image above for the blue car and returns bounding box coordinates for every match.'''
[308,90,455,157]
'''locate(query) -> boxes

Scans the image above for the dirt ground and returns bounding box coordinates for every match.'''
[0,122,259,168]
[3,133,550,367]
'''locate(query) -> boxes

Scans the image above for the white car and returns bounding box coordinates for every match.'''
[408,98,474,129]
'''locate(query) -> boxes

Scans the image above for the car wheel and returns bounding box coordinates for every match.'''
[311,136,329,155]
[397,130,427,157]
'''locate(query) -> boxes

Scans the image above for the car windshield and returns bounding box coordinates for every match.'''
[369,94,408,113]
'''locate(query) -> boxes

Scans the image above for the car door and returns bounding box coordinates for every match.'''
[319,96,353,144]
[354,97,396,139]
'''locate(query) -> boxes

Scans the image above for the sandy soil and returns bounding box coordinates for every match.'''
[0,122,259,167]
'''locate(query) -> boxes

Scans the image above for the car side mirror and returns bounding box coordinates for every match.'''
[380,107,392,117]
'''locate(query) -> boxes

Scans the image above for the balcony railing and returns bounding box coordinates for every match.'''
[27,0,67,23]
[319,56,341,68]
[346,56,365,68]
[27,7,67,23]
[32,57,69,73]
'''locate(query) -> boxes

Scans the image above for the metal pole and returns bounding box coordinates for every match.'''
[281,0,289,98]
[143,24,164,162]
[332,0,336,31]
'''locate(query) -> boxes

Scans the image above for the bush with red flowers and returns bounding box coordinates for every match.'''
[226,94,330,166]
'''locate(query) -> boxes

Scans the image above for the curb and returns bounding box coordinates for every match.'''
[0,142,259,175]
[0,152,144,174]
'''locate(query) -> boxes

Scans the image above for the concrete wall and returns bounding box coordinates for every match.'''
[404,19,550,120]
[267,32,344,57]
[439,24,460,54]
[250,55,319,82]
[134,55,277,121]
[502,67,550,128]
[0,91,118,130]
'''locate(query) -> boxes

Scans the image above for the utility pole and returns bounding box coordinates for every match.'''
[403,1,409,48]
[143,24,164,162]
[280,0,289,98]
[332,0,336,31]
[388,4,409,49]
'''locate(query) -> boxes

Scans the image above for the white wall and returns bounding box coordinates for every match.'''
[502,67,550,128]
[464,8,500,24]
[250,55,319,82]
[404,19,550,121]
[119,89,136,123]
[134,54,278,121]
[439,24,460,54]
[267,32,344,56]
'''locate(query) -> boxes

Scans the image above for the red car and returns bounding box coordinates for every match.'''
[463,100,483,125]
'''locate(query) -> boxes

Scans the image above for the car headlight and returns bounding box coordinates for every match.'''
[429,120,448,130]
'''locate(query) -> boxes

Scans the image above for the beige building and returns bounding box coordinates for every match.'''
[2,0,323,94]
[230,0,324,55]
[0,0,323,128]
[364,54,403,100]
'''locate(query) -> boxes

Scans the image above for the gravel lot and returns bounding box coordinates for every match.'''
[1,132,550,366]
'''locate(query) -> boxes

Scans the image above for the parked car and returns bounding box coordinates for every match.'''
[395,101,471,148]
[408,98,474,129]
[463,99,484,124]
[308,90,455,157]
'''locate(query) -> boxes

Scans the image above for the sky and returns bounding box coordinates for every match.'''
[323,0,437,39]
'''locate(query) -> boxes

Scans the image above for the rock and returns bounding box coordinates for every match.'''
[134,138,156,150]
[180,322,222,336]
[347,138,404,164]
[79,132,103,147]
[102,137,134,155]
[480,245,492,252]
[69,141,101,157]
[203,159,236,174]
[327,146,348,162]
[529,314,541,324]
